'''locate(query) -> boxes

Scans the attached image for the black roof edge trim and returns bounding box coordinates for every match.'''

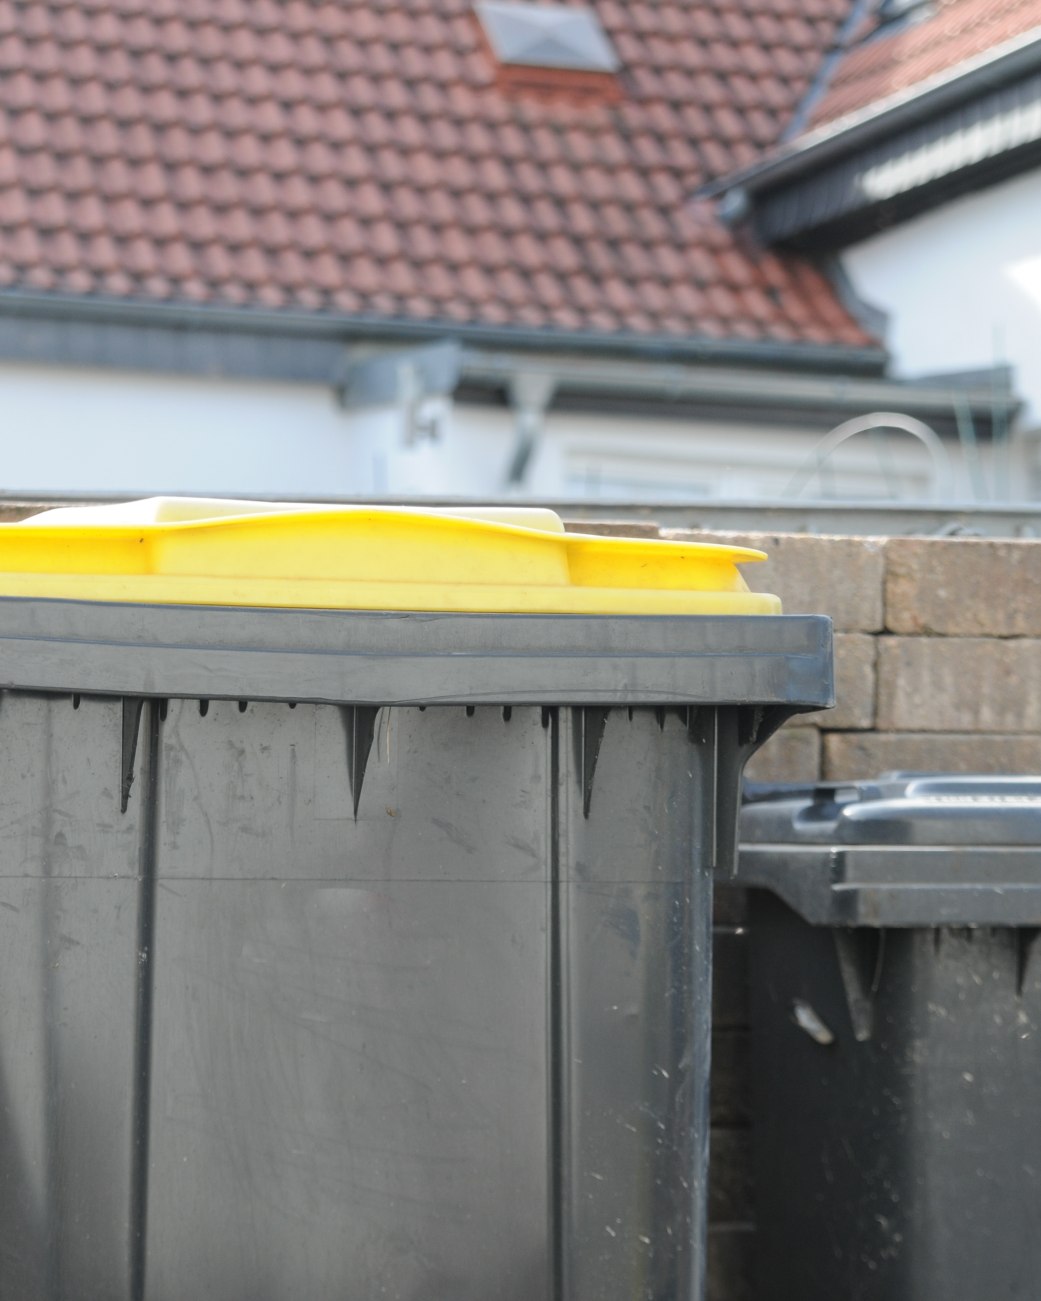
[763,134,1041,251]
[703,26,1041,199]
[2,289,1012,437]
[0,289,888,376]
[456,360,1018,441]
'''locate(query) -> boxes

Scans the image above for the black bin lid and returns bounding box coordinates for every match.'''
[741,773,1041,848]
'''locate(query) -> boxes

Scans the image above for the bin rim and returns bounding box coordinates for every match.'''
[736,773,1041,926]
[0,598,833,710]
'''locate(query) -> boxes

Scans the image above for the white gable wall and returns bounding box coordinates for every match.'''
[0,362,370,498]
[841,166,1041,496]
[0,358,991,503]
[514,408,941,501]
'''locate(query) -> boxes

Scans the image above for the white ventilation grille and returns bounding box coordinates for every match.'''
[475,2,619,73]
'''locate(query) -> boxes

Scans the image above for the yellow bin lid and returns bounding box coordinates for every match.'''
[0,497,780,615]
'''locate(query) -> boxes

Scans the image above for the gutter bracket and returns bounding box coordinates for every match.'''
[504,371,557,487]
[337,340,461,445]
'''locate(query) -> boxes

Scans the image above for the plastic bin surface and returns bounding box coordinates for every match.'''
[736,774,1041,1301]
[0,501,832,1301]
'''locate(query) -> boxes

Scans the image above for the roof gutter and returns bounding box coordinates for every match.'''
[704,25,1041,198]
[458,348,1016,428]
[0,288,887,376]
[0,288,1013,435]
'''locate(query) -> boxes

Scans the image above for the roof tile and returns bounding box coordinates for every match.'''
[810,0,1041,129]
[235,169,275,209]
[97,156,140,199]
[0,0,872,350]
[528,269,566,308]
[8,109,50,151]
[0,188,30,227]
[59,265,94,293]
[24,262,57,290]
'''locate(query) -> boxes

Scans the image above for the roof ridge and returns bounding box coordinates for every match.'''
[782,0,879,142]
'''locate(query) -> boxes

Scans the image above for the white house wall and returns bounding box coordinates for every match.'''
[0,359,985,503]
[841,167,1041,496]
[458,406,951,502]
[352,403,959,501]
[0,363,520,499]
[0,362,378,498]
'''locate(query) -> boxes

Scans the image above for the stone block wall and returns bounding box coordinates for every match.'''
[658,529,1041,784]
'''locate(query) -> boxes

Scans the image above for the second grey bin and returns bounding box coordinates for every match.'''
[735,774,1041,1301]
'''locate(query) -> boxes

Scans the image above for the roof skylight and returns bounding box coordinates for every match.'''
[475,2,620,74]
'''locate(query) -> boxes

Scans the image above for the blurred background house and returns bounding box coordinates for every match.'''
[714,0,1041,504]
[0,0,1035,505]
[1,12,1039,1301]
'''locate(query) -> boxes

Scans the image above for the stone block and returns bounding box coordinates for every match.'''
[876,637,1041,733]
[823,731,1041,780]
[713,884,747,927]
[886,537,1041,636]
[830,633,876,730]
[708,1129,751,1222]
[661,530,885,632]
[745,725,820,783]
[712,930,748,1028]
[710,1029,749,1127]
[563,519,663,538]
[0,502,46,523]
[707,1228,752,1301]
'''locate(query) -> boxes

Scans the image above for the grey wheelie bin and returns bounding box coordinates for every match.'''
[0,498,832,1301]
[735,773,1041,1301]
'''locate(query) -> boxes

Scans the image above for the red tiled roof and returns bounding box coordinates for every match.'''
[809,0,1041,130]
[0,0,875,351]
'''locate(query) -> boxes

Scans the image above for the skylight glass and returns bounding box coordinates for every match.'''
[475,2,620,74]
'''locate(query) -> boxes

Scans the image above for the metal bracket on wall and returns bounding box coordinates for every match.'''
[504,371,557,487]
[343,705,380,820]
[120,696,145,814]
[337,339,461,409]
[336,340,461,445]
